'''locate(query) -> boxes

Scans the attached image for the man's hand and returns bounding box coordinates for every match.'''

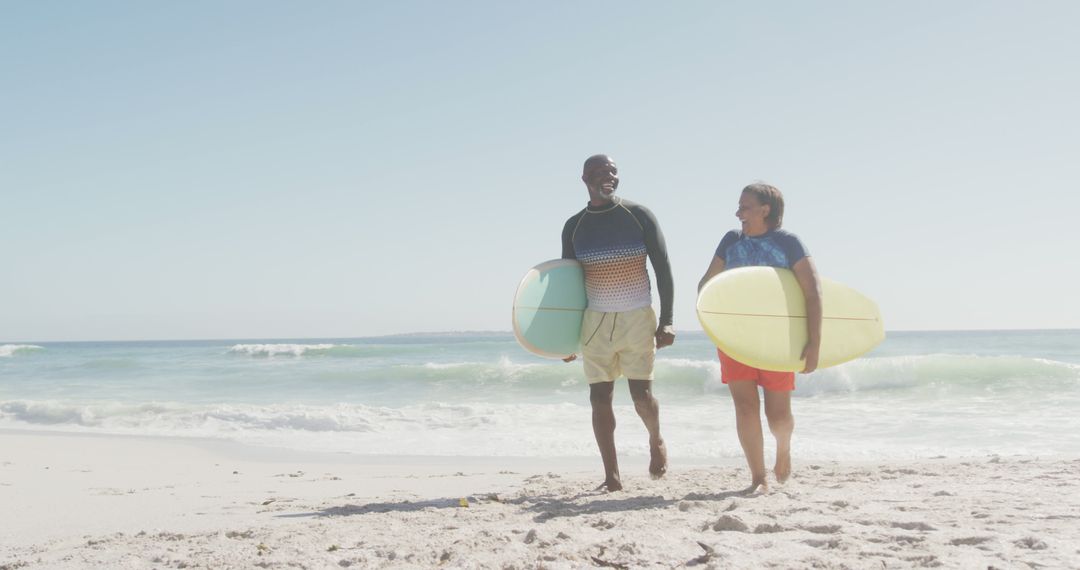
[562,354,577,363]
[655,325,675,349]
[800,342,820,374]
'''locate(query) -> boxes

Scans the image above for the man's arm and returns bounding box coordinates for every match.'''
[637,207,675,348]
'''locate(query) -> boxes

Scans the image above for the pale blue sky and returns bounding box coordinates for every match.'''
[2,1,1078,341]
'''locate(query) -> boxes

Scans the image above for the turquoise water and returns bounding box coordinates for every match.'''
[1,330,1078,460]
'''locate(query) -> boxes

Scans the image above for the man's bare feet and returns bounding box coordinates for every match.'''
[595,477,623,492]
[774,447,791,483]
[649,438,667,479]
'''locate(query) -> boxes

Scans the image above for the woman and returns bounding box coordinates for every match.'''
[698,183,822,493]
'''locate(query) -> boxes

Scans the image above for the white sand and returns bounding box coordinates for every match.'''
[2,431,1078,569]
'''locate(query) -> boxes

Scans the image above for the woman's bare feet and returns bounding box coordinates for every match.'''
[649,438,667,479]
[744,474,769,495]
[774,445,791,483]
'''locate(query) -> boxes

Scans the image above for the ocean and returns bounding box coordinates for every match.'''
[2,330,1078,461]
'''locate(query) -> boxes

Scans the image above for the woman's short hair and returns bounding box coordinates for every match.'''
[742,182,784,229]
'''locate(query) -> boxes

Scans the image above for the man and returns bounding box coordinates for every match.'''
[561,154,676,492]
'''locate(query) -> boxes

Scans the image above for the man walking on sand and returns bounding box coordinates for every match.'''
[561,154,675,492]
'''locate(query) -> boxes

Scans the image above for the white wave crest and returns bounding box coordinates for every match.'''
[421,362,475,370]
[656,357,724,391]
[798,353,1080,396]
[657,357,722,373]
[0,399,563,436]
[0,399,600,456]
[418,357,546,381]
[0,400,380,433]
[4,396,1079,459]
[227,344,340,357]
[0,344,44,358]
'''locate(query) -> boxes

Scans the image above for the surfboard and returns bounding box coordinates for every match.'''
[512,259,587,359]
[697,267,884,371]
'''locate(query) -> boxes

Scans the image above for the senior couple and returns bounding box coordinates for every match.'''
[560,154,822,493]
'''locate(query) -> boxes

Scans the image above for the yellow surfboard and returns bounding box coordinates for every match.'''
[697,267,884,372]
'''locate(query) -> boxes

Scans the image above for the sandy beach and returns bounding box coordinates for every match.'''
[2,431,1077,569]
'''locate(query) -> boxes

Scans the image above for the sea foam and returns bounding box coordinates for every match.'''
[0,344,44,358]
[3,332,1078,459]
[227,343,340,357]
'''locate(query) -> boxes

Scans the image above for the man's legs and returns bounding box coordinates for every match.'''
[728,381,767,492]
[589,381,621,491]
[629,379,666,478]
[763,389,794,483]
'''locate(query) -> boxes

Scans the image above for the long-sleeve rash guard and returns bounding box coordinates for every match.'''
[561,197,674,327]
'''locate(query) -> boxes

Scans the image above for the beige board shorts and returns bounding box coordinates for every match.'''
[580,306,658,383]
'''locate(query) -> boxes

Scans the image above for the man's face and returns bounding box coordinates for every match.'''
[582,158,619,205]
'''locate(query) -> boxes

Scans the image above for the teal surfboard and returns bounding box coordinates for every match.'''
[512,259,587,359]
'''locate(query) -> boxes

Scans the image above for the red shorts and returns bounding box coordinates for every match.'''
[718,349,795,392]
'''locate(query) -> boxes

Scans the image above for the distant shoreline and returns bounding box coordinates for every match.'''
[5,328,1079,345]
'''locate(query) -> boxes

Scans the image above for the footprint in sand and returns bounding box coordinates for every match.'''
[1014,537,1048,550]
[801,524,841,534]
[890,521,935,532]
[591,519,615,530]
[753,523,785,534]
[804,538,841,549]
[708,515,748,532]
[677,500,705,512]
[949,536,992,546]
[91,488,136,496]
[904,554,939,565]
[524,473,561,483]
[225,530,255,539]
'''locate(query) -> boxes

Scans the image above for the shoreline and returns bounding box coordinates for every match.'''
[3,430,1079,568]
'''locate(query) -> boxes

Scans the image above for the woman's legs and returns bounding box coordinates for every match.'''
[763,389,794,482]
[727,381,767,491]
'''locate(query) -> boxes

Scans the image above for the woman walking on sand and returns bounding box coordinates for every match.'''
[698,183,822,493]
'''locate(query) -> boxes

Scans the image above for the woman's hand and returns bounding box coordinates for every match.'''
[792,256,823,375]
[800,342,820,374]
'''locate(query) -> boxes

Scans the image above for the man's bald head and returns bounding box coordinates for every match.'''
[583,154,614,174]
[581,154,619,206]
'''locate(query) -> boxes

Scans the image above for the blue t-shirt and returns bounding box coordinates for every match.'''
[714,229,809,269]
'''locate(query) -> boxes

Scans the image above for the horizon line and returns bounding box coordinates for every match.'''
[3,327,1078,345]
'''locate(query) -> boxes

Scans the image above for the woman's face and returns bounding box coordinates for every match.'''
[736,191,771,235]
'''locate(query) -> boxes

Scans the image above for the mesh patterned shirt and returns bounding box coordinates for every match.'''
[714,229,809,269]
[561,198,674,326]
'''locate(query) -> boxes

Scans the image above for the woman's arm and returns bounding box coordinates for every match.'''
[792,257,822,373]
[698,256,726,292]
